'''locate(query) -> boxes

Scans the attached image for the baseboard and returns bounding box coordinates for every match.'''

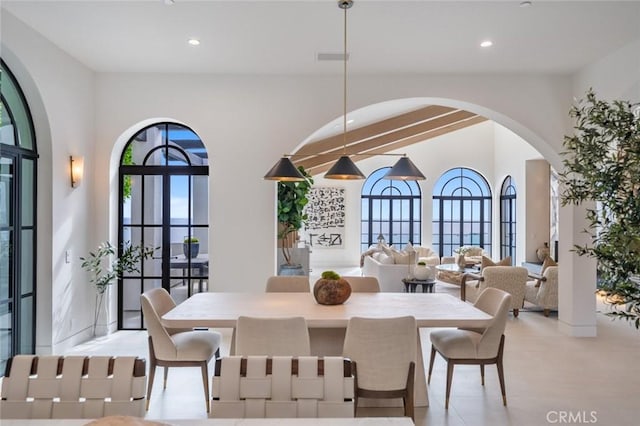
[558,320,597,337]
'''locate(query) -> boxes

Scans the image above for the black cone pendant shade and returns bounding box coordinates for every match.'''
[383,156,426,181]
[324,155,366,179]
[263,157,306,181]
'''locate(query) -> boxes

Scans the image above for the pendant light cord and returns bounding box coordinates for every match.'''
[342,2,348,155]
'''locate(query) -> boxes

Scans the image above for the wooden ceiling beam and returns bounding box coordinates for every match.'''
[294,105,456,157]
[306,115,487,176]
[295,110,477,170]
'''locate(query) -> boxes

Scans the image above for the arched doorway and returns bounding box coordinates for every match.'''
[0,60,38,370]
[117,122,209,330]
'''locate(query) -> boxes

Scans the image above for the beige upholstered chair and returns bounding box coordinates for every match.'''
[462,266,528,317]
[525,265,558,316]
[235,316,311,356]
[140,288,221,413]
[342,316,417,420]
[265,276,310,292]
[428,287,512,409]
[342,276,381,292]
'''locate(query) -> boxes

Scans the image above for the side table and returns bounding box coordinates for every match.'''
[402,278,436,293]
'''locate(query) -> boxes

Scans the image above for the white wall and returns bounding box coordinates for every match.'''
[1,11,96,353]
[493,125,543,264]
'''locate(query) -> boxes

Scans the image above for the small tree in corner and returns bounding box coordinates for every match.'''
[559,89,640,328]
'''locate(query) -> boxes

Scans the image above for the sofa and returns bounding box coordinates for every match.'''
[362,245,440,292]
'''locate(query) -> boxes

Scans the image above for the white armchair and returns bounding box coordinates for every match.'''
[462,266,528,317]
[524,266,558,316]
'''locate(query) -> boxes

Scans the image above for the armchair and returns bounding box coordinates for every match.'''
[461,266,528,317]
[524,266,558,316]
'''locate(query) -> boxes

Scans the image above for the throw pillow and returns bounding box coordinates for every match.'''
[414,246,435,258]
[378,252,394,265]
[391,246,414,264]
[541,256,557,274]
[481,255,512,270]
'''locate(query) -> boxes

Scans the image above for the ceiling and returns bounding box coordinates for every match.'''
[3,0,640,75]
[3,1,639,165]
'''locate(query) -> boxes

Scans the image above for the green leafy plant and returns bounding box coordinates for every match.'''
[321,270,341,280]
[454,245,474,256]
[183,236,199,243]
[277,166,314,266]
[122,144,134,200]
[417,261,427,266]
[80,241,156,334]
[559,89,640,328]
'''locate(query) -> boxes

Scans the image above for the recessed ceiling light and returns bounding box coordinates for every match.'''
[520,1,532,8]
[187,38,200,46]
[347,119,354,124]
[480,40,493,48]
[164,0,175,6]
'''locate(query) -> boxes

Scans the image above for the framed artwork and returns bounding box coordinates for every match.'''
[304,187,345,248]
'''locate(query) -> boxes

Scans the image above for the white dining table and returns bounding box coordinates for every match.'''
[162,292,493,408]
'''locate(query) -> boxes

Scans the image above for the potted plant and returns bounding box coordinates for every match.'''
[277,166,313,274]
[81,241,156,335]
[560,89,640,328]
[183,236,200,258]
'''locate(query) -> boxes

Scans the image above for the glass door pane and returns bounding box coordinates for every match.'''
[0,156,14,372]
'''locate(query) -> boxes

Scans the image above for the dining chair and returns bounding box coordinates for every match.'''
[140,288,221,413]
[235,316,311,356]
[211,356,355,418]
[428,287,512,409]
[342,276,381,292]
[342,316,417,420]
[265,275,310,292]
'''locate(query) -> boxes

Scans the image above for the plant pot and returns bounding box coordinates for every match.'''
[279,264,304,276]
[313,278,351,305]
[183,242,199,258]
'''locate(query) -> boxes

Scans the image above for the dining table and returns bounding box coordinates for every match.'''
[162,292,493,408]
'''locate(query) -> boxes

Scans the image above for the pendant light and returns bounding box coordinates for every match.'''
[263,156,306,181]
[384,155,426,181]
[324,0,365,180]
[264,0,425,182]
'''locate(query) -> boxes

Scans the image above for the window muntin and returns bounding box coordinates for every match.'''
[432,167,491,257]
[500,175,517,264]
[118,123,209,330]
[361,167,421,251]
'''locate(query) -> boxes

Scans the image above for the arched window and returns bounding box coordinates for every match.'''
[500,176,517,264]
[0,60,38,371]
[432,167,491,257]
[118,123,209,330]
[361,167,421,251]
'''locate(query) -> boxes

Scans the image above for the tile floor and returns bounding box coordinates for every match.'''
[64,270,640,426]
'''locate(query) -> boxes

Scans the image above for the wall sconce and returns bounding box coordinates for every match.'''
[70,156,84,188]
